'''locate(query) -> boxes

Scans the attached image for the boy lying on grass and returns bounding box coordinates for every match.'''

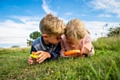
[28,14,65,64]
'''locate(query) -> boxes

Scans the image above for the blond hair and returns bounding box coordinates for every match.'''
[65,18,85,44]
[39,14,65,36]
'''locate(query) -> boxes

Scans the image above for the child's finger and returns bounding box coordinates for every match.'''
[36,53,43,62]
[37,55,46,64]
[81,47,84,54]
[38,58,44,64]
[29,56,33,59]
[28,59,33,64]
[37,52,49,63]
[29,61,33,65]
[35,51,42,55]
[28,61,32,64]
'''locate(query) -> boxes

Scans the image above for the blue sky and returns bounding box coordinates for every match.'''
[0,0,120,48]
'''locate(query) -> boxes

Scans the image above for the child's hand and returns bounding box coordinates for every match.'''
[81,45,89,54]
[36,51,51,64]
[28,56,35,65]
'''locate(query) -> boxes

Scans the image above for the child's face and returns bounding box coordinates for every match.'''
[66,37,76,48]
[46,35,61,45]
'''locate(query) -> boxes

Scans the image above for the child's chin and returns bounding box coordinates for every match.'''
[53,43,58,45]
[54,44,58,45]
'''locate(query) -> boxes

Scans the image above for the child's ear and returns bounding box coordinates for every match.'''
[42,34,48,39]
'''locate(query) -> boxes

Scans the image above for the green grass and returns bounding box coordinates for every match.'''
[0,37,120,80]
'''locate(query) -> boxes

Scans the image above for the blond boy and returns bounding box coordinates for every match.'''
[28,14,65,64]
[60,18,94,57]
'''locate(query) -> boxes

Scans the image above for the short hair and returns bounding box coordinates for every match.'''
[39,14,65,36]
[65,18,85,43]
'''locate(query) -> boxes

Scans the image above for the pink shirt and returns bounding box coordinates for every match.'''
[60,31,94,57]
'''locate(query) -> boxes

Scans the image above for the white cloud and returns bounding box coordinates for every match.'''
[10,15,39,23]
[89,0,120,17]
[0,16,40,48]
[98,14,111,17]
[83,21,120,40]
[42,0,57,15]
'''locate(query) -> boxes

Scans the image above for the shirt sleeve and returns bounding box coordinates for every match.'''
[81,34,93,54]
[49,43,61,59]
[60,38,67,57]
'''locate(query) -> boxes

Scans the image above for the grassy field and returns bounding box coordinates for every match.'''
[0,37,120,80]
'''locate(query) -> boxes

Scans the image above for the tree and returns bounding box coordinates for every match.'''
[26,39,33,46]
[107,27,120,37]
[11,45,20,48]
[30,31,41,40]
[27,31,41,46]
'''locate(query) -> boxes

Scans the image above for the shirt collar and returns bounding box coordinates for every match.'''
[40,36,47,50]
